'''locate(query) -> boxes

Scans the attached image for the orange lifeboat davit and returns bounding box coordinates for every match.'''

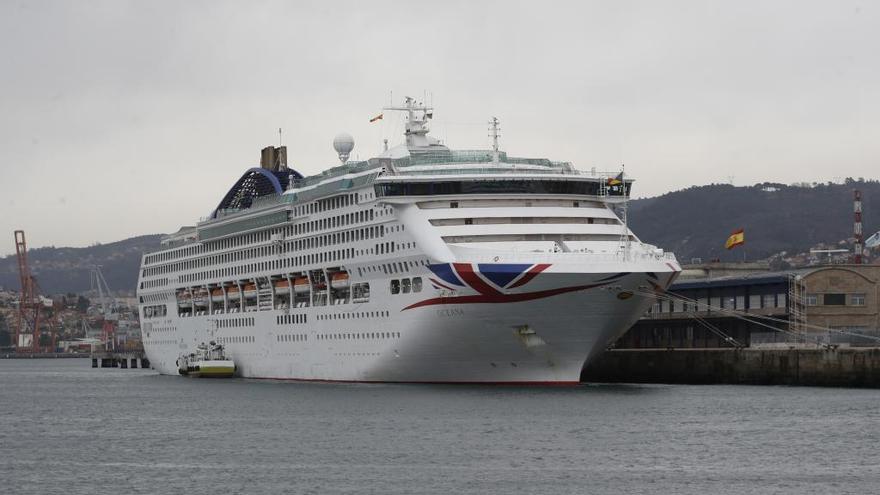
[330,272,350,290]
[293,277,309,293]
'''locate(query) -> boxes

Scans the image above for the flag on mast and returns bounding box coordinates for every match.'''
[725,229,745,250]
[607,172,624,186]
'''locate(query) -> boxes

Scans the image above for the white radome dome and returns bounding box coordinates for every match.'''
[333,133,355,154]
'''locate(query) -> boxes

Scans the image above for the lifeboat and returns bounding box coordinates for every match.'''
[176,291,192,308]
[243,284,257,299]
[293,277,309,293]
[193,289,209,307]
[330,272,350,290]
[211,288,224,303]
[274,279,291,290]
[227,287,241,300]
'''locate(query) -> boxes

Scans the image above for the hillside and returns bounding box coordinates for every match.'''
[629,179,880,262]
[0,235,163,295]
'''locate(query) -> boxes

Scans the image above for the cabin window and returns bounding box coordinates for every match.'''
[390,279,400,294]
[412,277,422,293]
[401,278,411,294]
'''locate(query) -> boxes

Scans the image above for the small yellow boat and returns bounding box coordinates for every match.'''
[177,341,236,378]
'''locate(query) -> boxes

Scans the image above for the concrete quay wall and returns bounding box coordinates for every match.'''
[582,347,880,387]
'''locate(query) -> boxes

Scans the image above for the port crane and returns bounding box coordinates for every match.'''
[13,230,43,353]
[90,266,119,350]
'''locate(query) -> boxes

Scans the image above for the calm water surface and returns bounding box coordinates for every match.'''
[1,359,879,494]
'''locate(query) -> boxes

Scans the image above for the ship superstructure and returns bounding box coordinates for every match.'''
[137,98,680,383]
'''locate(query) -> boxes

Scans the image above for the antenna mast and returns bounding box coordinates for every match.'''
[489,117,501,164]
[382,96,434,148]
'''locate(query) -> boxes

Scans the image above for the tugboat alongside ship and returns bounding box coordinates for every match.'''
[177,341,236,378]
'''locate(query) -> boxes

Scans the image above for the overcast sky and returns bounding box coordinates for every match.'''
[1,0,878,255]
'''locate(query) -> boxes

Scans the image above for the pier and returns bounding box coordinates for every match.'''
[583,347,880,388]
[90,351,150,370]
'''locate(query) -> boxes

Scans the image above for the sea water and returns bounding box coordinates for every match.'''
[1,359,878,494]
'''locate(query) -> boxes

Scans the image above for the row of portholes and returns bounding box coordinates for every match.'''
[277,334,307,342]
[218,335,254,344]
[317,331,401,340]
[276,314,307,325]
[218,317,255,328]
[317,311,389,321]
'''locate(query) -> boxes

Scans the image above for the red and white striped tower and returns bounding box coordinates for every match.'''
[854,189,863,265]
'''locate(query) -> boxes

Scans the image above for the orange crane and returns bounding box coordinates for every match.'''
[14,230,42,353]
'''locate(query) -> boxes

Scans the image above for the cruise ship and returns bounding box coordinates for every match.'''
[137,98,680,383]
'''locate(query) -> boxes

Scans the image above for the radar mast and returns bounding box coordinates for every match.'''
[383,96,434,148]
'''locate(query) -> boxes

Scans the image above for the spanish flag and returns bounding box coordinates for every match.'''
[369,113,383,123]
[725,229,745,250]
[607,172,623,186]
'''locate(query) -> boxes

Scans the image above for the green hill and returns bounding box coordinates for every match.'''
[629,179,880,262]
[0,235,163,295]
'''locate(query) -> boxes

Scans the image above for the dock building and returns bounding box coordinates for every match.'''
[614,264,880,349]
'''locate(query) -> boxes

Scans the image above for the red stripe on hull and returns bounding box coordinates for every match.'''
[402,282,604,310]
[508,263,552,288]
[453,263,502,295]
[429,277,457,291]
[240,377,581,386]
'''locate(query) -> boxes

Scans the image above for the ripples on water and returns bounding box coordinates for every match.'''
[1,359,879,494]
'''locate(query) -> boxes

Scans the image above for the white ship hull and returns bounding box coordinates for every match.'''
[142,263,676,383]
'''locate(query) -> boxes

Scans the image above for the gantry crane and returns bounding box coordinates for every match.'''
[14,230,41,353]
[90,265,119,350]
